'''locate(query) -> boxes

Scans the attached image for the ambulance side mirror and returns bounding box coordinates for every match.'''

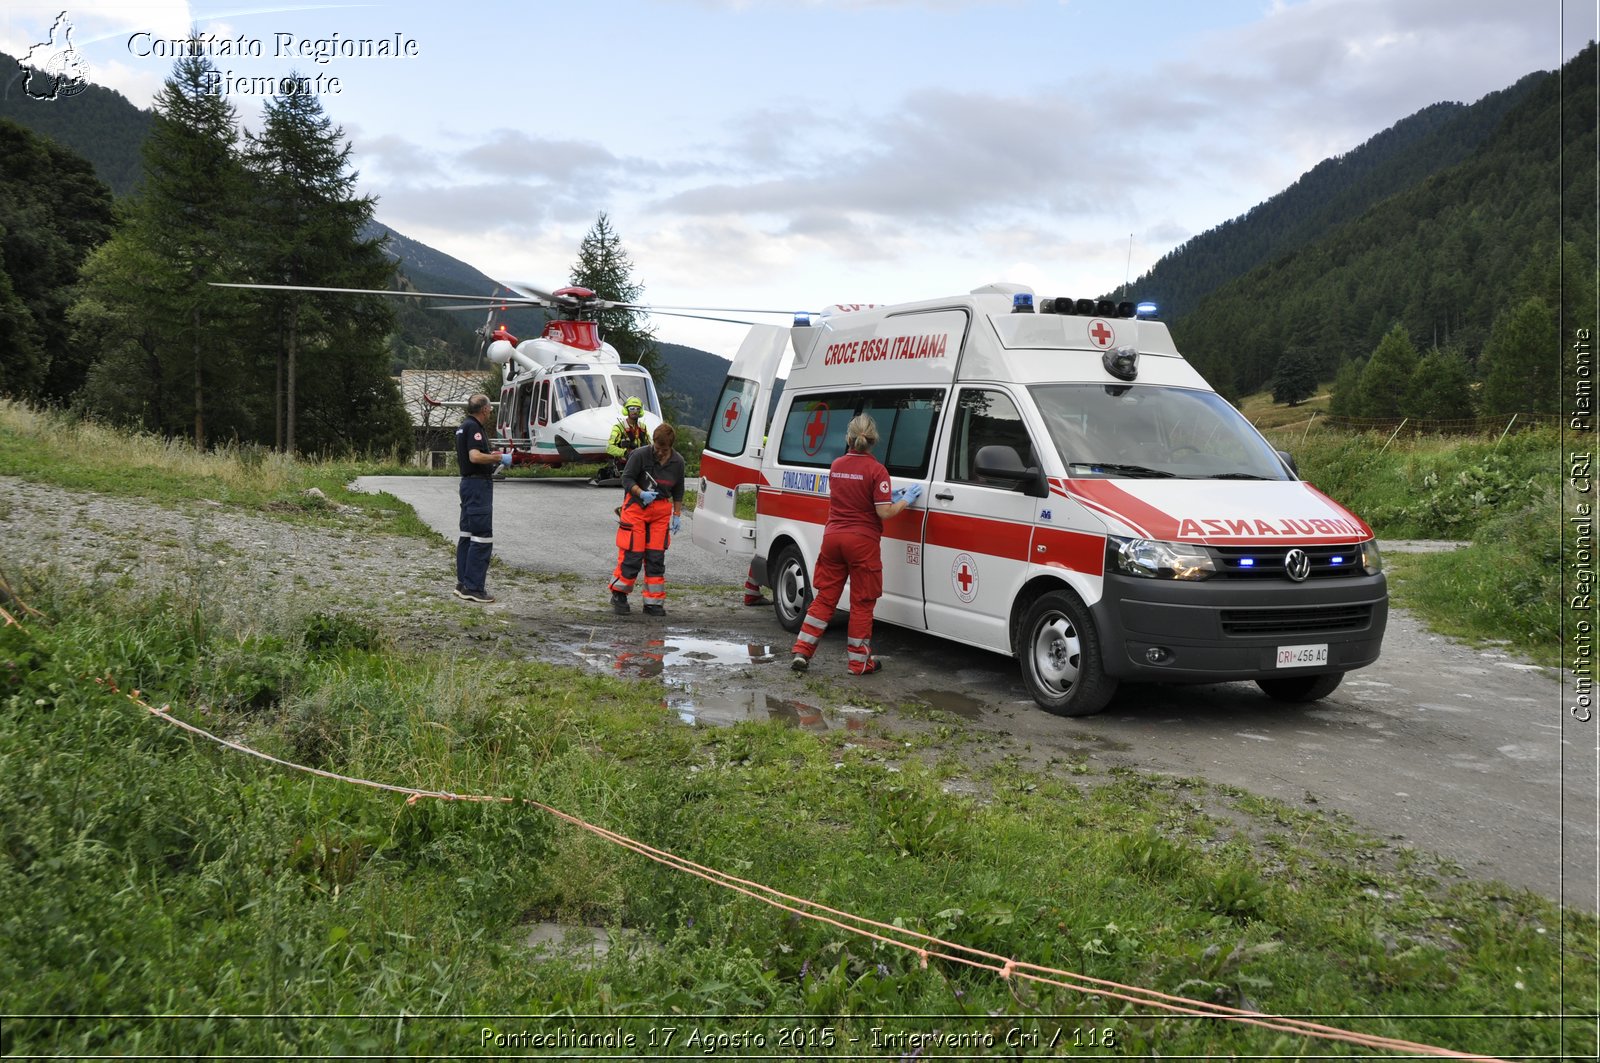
[974,445,1049,498]
[1276,449,1300,478]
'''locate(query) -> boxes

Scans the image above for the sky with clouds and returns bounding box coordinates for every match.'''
[3,1,1594,357]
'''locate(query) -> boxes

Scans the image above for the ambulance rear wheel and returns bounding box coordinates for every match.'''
[1019,590,1117,717]
[772,544,813,634]
[1256,672,1343,702]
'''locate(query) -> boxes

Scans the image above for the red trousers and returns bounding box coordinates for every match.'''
[790,530,882,674]
[610,498,673,604]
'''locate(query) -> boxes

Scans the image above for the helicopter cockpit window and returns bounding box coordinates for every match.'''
[553,374,610,419]
[611,368,660,414]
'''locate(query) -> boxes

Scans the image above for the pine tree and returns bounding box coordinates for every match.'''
[1405,348,1475,420]
[1354,324,1420,420]
[1328,357,1366,418]
[1270,347,1319,406]
[72,48,249,447]
[568,213,669,412]
[0,119,114,402]
[241,78,402,454]
[1479,296,1559,415]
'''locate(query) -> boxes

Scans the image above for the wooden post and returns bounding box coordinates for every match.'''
[1378,418,1407,455]
[1495,413,1518,449]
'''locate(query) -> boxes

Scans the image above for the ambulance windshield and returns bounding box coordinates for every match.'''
[1030,383,1291,480]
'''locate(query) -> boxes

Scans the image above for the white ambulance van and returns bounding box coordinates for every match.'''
[692,283,1387,716]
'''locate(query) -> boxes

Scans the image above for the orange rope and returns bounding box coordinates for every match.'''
[93,675,1510,1062]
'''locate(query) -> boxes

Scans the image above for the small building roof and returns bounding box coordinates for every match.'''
[396,369,488,427]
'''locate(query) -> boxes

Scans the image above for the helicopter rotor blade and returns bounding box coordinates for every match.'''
[617,302,814,317]
[429,302,529,312]
[211,281,546,306]
[638,309,774,326]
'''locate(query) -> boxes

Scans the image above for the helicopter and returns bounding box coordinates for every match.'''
[215,278,786,484]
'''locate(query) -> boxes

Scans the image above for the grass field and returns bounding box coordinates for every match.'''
[0,400,1592,1057]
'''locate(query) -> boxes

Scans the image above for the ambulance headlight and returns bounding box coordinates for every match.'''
[1108,536,1216,581]
[1360,539,1383,575]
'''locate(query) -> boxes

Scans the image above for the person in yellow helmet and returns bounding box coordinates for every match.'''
[593,396,650,486]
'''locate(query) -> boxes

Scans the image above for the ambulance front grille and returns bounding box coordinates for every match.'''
[1212,545,1366,580]
[1220,604,1373,637]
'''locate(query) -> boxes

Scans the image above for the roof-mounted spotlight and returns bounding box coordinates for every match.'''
[1074,298,1096,315]
[1039,297,1063,314]
[1116,301,1136,318]
[1095,299,1117,317]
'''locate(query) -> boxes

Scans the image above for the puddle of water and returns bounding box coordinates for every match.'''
[570,630,777,681]
[563,628,845,730]
[663,687,852,731]
[906,687,986,719]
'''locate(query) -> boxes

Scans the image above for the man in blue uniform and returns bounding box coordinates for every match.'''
[455,394,510,603]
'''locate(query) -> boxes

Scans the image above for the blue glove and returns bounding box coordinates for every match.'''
[891,486,908,504]
[638,489,658,505]
[903,483,924,505]
[499,451,513,467]
[670,514,682,533]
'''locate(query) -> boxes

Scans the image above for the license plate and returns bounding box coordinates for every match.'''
[1276,643,1328,668]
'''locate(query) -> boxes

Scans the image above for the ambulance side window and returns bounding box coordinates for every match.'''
[864,389,944,477]
[947,388,1038,486]
[777,389,945,474]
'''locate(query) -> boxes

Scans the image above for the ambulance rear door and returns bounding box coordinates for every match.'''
[692,324,789,558]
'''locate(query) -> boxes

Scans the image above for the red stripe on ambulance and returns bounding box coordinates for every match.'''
[701,451,768,488]
[1030,527,1106,576]
[925,512,1032,560]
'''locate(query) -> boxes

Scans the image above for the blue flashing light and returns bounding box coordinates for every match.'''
[1012,292,1035,313]
[1239,557,1254,567]
[1331,555,1345,565]
[1135,301,1159,318]
[793,312,812,327]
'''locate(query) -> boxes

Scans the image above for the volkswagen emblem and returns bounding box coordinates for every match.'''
[1284,548,1311,582]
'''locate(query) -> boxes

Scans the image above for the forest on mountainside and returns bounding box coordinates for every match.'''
[0,53,153,196]
[1168,43,1596,411]
[1124,73,1545,322]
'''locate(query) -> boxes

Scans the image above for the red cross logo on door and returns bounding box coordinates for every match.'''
[723,397,742,431]
[1088,319,1115,349]
[952,552,978,603]
[803,405,830,456]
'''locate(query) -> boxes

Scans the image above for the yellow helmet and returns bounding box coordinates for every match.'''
[624,397,643,413]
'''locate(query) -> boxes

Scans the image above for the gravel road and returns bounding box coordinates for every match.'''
[5,473,1593,911]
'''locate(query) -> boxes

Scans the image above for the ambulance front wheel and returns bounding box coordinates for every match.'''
[771,544,813,634]
[1019,590,1118,717]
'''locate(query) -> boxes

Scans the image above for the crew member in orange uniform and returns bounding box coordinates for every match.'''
[609,423,686,617]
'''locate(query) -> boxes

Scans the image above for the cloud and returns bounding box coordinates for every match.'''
[459,129,626,181]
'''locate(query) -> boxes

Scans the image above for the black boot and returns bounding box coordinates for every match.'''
[642,603,666,617]
[611,591,631,615]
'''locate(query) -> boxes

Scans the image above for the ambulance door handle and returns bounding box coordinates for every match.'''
[934,489,954,501]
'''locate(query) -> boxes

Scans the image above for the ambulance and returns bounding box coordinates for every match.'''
[692,283,1387,716]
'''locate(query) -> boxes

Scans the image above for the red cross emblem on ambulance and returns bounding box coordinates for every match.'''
[803,405,830,456]
[1087,319,1116,349]
[951,552,979,604]
[722,397,742,431]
